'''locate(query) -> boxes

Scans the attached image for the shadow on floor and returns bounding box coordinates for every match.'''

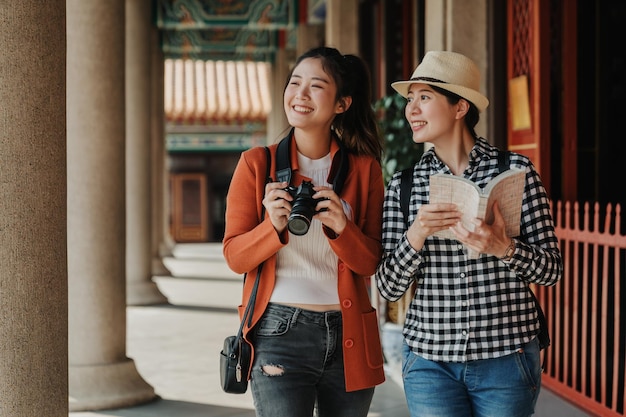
[80,397,255,417]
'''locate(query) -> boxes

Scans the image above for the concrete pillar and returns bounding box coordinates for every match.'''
[0,3,67,416]
[446,0,489,138]
[126,0,168,305]
[424,0,446,51]
[325,0,359,55]
[67,0,156,411]
[297,24,325,56]
[266,48,290,143]
[150,20,174,276]
[424,0,489,137]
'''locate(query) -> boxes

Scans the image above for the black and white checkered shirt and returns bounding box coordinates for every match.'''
[376,138,562,362]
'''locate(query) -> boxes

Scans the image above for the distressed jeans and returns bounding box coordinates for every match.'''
[402,337,542,417]
[250,303,374,417]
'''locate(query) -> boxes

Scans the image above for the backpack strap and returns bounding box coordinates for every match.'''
[399,167,413,227]
[530,289,551,350]
[497,150,511,173]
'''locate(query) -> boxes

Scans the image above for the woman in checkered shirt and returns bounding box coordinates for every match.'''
[375,51,562,417]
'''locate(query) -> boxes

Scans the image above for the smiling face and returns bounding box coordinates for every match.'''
[283,57,345,133]
[405,83,465,146]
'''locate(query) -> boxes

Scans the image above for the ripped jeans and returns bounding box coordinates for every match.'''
[250,303,374,417]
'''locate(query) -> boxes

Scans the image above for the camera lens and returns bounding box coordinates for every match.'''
[289,192,319,235]
[287,213,311,235]
[288,198,317,235]
[285,181,320,235]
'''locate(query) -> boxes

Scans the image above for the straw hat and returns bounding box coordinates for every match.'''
[391,51,489,112]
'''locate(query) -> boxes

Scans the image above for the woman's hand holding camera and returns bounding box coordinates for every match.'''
[312,185,347,235]
[263,181,292,233]
[263,181,347,236]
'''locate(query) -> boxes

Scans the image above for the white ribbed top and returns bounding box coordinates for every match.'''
[271,152,344,305]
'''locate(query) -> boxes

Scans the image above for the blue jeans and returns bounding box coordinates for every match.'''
[250,303,375,417]
[402,338,542,417]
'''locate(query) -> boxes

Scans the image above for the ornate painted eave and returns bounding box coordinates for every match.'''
[166,131,267,152]
[156,0,297,30]
[156,0,302,62]
[161,27,280,61]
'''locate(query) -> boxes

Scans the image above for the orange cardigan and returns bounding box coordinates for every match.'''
[223,136,385,392]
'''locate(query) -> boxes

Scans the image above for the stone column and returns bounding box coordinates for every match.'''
[325,0,359,55]
[447,0,489,138]
[67,0,156,411]
[297,24,324,55]
[126,0,168,305]
[151,22,174,276]
[266,48,290,143]
[424,0,489,136]
[0,3,67,416]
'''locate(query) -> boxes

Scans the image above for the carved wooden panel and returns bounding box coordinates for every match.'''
[507,0,551,189]
[170,173,208,242]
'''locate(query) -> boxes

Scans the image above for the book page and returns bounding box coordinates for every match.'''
[429,174,481,240]
[428,169,525,258]
[484,169,525,237]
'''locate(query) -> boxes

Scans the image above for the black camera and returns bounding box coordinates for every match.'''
[284,180,324,235]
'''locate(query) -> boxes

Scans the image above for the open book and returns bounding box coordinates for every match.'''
[429,168,525,258]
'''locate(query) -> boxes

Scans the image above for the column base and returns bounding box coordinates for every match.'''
[159,239,175,258]
[69,358,157,412]
[152,256,171,276]
[127,280,168,306]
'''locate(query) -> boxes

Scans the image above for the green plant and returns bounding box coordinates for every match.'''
[374,94,423,185]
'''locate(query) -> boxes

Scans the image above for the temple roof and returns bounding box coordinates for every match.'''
[164,58,272,125]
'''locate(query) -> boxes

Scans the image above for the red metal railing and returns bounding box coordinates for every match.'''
[538,201,626,417]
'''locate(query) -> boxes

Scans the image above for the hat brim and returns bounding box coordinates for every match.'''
[391,79,489,112]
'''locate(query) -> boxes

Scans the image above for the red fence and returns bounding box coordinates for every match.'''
[537,201,626,416]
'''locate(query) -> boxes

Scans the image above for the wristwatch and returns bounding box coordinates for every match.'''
[500,239,515,261]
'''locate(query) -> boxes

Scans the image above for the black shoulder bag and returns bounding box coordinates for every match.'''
[397,152,550,350]
[219,146,271,394]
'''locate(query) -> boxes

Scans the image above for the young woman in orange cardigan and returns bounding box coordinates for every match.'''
[223,46,386,417]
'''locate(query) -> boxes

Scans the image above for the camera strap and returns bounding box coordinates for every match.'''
[275,128,349,195]
[275,134,292,185]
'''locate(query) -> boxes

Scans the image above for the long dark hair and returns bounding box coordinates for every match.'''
[286,46,383,162]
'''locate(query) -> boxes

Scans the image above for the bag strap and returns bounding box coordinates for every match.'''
[399,166,413,227]
[497,149,510,173]
[529,286,550,350]
[235,146,272,339]
[262,146,271,220]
